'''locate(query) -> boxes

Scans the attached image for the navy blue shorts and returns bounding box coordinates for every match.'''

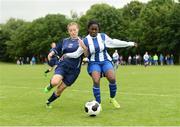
[54,62,80,86]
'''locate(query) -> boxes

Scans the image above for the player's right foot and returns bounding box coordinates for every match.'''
[46,101,52,109]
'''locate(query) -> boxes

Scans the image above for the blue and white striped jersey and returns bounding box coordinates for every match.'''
[83,33,111,62]
[83,33,135,62]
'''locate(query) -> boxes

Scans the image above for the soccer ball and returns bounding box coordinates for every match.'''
[84,100,101,116]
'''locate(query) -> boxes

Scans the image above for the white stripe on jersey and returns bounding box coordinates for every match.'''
[87,35,95,61]
[106,51,112,61]
[97,34,105,52]
[99,52,104,61]
[97,33,105,61]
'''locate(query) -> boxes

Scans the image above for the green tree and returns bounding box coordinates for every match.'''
[4,14,70,62]
[139,0,179,56]
[0,18,27,61]
[120,1,145,55]
[79,4,123,38]
[28,14,69,58]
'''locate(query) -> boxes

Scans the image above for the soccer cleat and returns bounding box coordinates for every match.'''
[44,85,52,93]
[46,101,52,109]
[110,98,120,109]
[44,87,49,93]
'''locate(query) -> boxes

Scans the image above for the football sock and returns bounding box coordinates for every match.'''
[45,69,50,73]
[109,83,117,98]
[47,92,59,104]
[47,83,53,90]
[93,85,101,104]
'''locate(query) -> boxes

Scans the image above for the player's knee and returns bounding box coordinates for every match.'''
[51,78,61,86]
[109,79,116,84]
[51,75,63,86]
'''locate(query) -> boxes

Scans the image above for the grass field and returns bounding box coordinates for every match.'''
[0,63,180,126]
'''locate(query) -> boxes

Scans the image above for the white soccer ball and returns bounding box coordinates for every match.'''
[84,100,101,116]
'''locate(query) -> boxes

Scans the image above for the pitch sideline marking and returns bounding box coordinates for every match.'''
[1,86,180,98]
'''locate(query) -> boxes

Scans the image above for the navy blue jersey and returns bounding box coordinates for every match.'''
[53,38,83,70]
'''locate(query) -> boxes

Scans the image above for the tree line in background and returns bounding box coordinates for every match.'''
[0,0,180,63]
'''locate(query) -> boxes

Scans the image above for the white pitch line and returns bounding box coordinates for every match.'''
[71,89,180,98]
[0,96,6,99]
[1,86,180,98]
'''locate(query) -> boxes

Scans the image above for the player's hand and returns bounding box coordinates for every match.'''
[78,37,86,49]
[59,55,64,60]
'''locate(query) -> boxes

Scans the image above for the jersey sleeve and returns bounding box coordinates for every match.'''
[63,46,84,58]
[105,34,135,48]
[83,38,89,47]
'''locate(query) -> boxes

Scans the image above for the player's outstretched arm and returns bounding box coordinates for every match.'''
[106,38,136,48]
[63,47,84,58]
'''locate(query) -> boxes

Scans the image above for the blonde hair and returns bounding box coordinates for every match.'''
[67,22,79,30]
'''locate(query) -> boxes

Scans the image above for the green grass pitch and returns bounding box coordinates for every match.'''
[0,63,180,126]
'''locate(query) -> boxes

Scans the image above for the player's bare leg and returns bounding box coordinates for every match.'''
[44,74,63,93]
[45,75,63,108]
[105,69,120,109]
[55,82,67,96]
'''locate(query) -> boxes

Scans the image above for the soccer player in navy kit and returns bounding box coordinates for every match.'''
[44,42,58,76]
[44,22,88,108]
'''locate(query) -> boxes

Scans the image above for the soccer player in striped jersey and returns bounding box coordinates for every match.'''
[112,50,120,69]
[143,52,149,67]
[44,22,88,108]
[83,20,137,109]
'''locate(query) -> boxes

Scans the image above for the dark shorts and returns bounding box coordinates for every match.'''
[54,62,80,86]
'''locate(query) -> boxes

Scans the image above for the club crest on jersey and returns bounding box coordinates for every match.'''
[68,43,73,48]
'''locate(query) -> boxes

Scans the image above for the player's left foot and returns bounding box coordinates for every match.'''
[44,85,52,93]
[110,98,120,109]
[44,87,49,93]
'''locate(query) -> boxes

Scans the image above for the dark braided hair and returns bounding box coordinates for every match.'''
[87,20,100,29]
